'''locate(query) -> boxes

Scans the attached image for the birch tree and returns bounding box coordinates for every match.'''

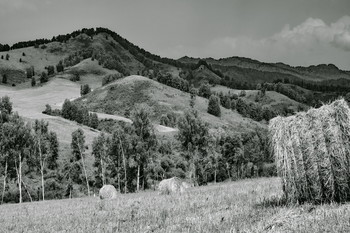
[92,132,110,187]
[71,129,90,196]
[32,120,59,201]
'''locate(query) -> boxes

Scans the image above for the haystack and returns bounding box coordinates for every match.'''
[99,185,118,200]
[269,99,350,203]
[158,177,192,195]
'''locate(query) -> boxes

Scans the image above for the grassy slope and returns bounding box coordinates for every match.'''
[0,42,71,84]
[212,85,305,112]
[77,75,264,134]
[1,177,349,232]
[0,77,100,167]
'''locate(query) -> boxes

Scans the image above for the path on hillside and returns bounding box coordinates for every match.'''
[92,111,178,133]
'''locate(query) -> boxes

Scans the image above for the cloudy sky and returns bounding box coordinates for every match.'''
[0,0,349,69]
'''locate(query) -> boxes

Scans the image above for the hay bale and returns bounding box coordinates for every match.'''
[269,99,350,203]
[99,185,118,200]
[158,177,192,195]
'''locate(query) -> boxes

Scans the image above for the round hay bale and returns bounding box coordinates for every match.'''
[269,99,350,204]
[158,177,192,195]
[99,185,118,200]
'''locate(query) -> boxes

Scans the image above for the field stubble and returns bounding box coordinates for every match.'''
[0,177,349,232]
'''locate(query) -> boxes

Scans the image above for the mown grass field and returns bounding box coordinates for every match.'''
[0,177,349,233]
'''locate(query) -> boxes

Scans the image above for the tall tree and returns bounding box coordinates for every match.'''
[71,129,90,196]
[92,132,110,187]
[131,105,157,192]
[109,126,130,193]
[177,110,209,184]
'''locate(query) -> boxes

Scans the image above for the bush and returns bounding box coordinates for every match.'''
[239,90,246,97]
[40,72,48,83]
[80,84,91,96]
[199,82,211,98]
[70,73,80,82]
[47,66,55,76]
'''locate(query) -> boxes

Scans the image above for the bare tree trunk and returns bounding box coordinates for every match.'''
[214,169,217,184]
[38,139,45,201]
[81,155,90,196]
[117,173,121,193]
[101,158,105,186]
[79,147,90,196]
[40,163,45,201]
[18,154,22,204]
[21,180,33,202]
[119,137,127,193]
[137,165,140,192]
[1,160,8,204]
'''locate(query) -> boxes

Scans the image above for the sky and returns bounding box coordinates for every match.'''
[0,0,349,69]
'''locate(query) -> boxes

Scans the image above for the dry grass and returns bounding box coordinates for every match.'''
[0,177,349,232]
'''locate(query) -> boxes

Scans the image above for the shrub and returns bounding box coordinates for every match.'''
[40,72,48,83]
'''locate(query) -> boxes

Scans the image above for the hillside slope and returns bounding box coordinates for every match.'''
[211,85,306,113]
[76,75,264,134]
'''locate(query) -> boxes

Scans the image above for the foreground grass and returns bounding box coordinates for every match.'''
[0,177,349,232]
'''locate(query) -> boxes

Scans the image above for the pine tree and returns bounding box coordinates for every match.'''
[2,74,7,84]
[207,95,221,117]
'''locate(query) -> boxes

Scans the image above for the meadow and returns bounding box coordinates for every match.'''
[0,177,349,233]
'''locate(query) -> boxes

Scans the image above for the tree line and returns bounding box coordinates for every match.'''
[0,96,275,203]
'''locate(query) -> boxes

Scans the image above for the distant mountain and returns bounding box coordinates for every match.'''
[179,56,350,82]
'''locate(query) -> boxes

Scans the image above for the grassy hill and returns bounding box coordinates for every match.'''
[212,85,306,113]
[75,75,264,134]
